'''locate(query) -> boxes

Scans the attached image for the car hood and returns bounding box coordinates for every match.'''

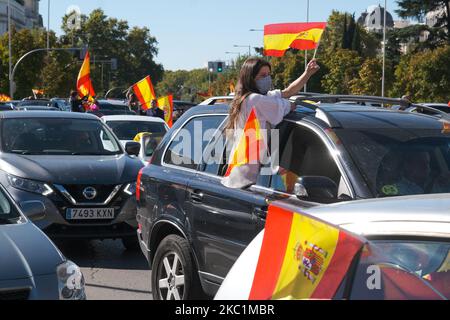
[0,153,143,185]
[0,222,64,281]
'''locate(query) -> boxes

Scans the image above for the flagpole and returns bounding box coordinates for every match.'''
[304,0,310,93]
[312,29,324,60]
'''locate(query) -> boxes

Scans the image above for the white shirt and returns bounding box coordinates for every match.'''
[221,90,291,189]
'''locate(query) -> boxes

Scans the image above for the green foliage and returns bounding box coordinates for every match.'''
[349,58,383,96]
[390,45,450,102]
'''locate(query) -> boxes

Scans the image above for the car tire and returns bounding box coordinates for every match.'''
[121,237,140,251]
[151,234,203,300]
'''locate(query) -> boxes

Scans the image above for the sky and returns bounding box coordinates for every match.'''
[40,0,402,71]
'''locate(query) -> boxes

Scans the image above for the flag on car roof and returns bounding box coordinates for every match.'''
[264,22,327,57]
[132,76,157,111]
[77,51,96,100]
[225,107,265,177]
[157,95,174,128]
[248,205,364,300]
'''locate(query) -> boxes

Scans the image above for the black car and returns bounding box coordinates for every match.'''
[0,111,144,249]
[88,99,137,117]
[136,103,450,299]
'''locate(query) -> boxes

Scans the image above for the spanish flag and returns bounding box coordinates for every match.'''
[225,108,265,177]
[264,22,327,57]
[0,94,11,102]
[249,205,363,300]
[157,94,174,128]
[132,76,156,111]
[77,51,96,100]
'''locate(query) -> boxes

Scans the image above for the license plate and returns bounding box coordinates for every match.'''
[66,208,114,220]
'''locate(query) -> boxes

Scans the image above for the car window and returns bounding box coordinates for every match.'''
[349,240,450,300]
[106,121,167,141]
[269,122,345,199]
[164,115,226,170]
[2,118,122,156]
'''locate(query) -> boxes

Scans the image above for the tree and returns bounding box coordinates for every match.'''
[396,0,450,43]
[350,58,383,96]
[391,45,450,102]
[321,49,362,94]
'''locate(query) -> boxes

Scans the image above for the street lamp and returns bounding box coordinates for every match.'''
[7,0,13,97]
[47,0,51,50]
[233,44,251,56]
[225,51,241,59]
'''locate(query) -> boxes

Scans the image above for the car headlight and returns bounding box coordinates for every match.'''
[7,174,53,196]
[124,182,137,195]
[57,260,86,300]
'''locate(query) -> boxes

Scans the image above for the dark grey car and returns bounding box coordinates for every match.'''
[0,184,85,300]
[0,111,144,249]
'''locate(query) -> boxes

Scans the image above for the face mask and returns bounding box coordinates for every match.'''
[256,76,272,95]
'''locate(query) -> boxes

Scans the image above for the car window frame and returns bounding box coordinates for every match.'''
[161,113,228,173]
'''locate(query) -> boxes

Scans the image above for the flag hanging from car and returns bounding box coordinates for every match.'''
[225,107,265,177]
[248,204,364,300]
[157,95,174,128]
[132,76,157,111]
[77,51,96,100]
[264,22,327,57]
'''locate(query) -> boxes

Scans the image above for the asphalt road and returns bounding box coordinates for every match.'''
[54,239,153,300]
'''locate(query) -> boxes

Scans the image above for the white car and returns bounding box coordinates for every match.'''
[199,96,234,106]
[102,115,169,163]
[215,195,450,300]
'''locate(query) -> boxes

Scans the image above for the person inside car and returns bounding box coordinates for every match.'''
[146,99,165,120]
[221,57,320,189]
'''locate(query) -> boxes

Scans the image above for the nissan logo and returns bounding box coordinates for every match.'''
[82,187,97,200]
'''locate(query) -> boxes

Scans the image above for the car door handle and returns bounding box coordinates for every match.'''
[253,207,267,219]
[190,191,204,203]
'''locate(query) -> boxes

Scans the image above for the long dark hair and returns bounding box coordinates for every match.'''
[226,58,271,131]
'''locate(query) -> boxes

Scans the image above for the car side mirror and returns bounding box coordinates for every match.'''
[294,176,338,201]
[20,201,46,221]
[125,141,141,156]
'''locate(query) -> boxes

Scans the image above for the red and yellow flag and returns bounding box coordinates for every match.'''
[157,94,174,128]
[132,76,156,111]
[225,108,265,177]
[0,94,11,102]
[77,51,96,100]
[249,205,363,300]
[229,82,236,94]
[264,22,327,57]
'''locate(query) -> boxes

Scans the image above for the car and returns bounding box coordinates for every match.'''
[215,195,450,300]
[15,106,60,112]
[419,103,450,114]
[0,102,14,112]
[50,98,71,112]
[102,115,169,163]
[0,111,144,250]
[88,99,136,117]
[136,100,450,299]
[102,115,168,146]
[17,99,52,108]
[0,183,85,300]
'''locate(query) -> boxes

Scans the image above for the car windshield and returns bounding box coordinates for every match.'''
[106,121,167,141]
[2,118,122,156]
[0,188,19,222]
[336,128,450,198]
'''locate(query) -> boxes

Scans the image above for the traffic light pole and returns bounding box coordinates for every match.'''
[9,47,82,99]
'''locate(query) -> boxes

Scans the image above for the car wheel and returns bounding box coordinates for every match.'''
[151,235,202,300]
[121,237,140,251]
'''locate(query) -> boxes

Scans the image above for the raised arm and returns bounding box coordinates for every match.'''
[281,59,320,99]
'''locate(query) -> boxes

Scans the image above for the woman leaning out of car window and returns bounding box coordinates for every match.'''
[221,57,320,189]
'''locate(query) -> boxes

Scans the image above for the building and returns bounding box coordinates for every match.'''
[0,0,42,35]
[357,5,394,33]
[425,1,449,28]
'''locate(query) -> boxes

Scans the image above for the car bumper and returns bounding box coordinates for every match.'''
[6,186,138,240]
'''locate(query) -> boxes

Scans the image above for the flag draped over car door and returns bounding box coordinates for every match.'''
[77,51,96,100]
[225,107,265,177]
[157,95,174,128]
[264,22,327,57]
[248,204,364,300]
[132,76,157,111]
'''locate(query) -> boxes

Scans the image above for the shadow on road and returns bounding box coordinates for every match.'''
[53,238,150,271]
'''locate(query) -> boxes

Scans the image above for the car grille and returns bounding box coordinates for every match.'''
[56,184,122,205]
[0,288,31,300]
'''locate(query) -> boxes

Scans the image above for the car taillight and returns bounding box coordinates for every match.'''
[136,168,144,201]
